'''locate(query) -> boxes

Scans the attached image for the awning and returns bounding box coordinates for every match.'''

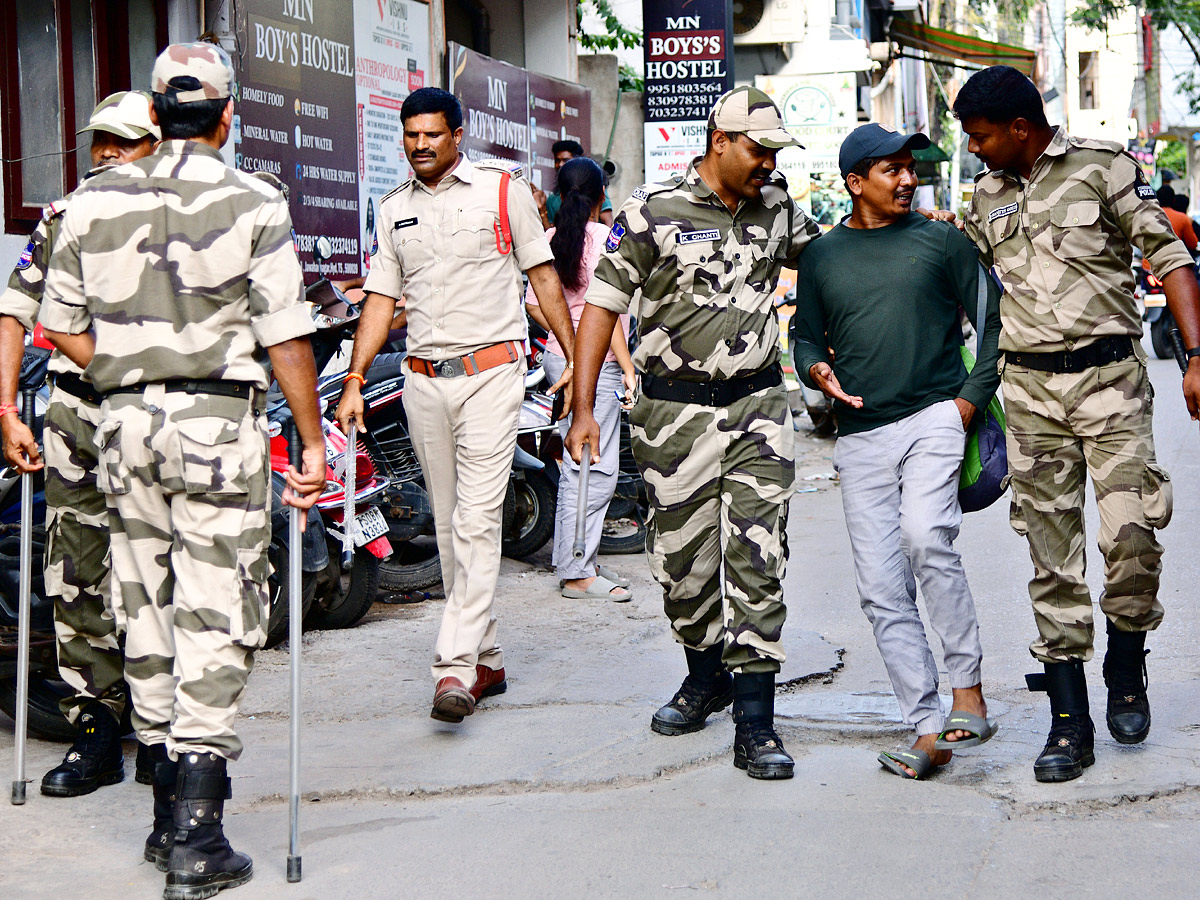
[889,19,1036,76]
[913,145,951,163]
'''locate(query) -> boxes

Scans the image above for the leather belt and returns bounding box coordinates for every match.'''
[407,340,522,378]
[641,364,782,407]
[1006,336,1134,374]
[107,380,256,400]
[51,372,103,405]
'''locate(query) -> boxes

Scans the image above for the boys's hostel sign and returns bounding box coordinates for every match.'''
[642,0,733,181]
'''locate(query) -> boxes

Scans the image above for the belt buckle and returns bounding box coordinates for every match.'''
[438,359,465,378]
[709,384,722,406]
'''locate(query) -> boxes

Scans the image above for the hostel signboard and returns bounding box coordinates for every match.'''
[641,0,733,181]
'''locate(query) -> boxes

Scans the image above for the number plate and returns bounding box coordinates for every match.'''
[350,506,388,546]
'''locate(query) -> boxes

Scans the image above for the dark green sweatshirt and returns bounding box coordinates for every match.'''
[791,213,1001,437]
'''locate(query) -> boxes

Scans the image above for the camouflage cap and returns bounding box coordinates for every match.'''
[151,42,234,103]
[708,86,803,150]
[77,91,160,141]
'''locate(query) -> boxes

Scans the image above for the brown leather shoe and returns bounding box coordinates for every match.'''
[431,677,475,723]
[470,665,507,702]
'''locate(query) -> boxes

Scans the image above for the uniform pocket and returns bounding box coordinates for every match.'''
[92,420,130,495]
[177,417,249,495]
[1050,200,1104,258]
[452,210,494,258]
[1142,462,1173,529]
[1008,498,1029,536]
[229,547,268,649]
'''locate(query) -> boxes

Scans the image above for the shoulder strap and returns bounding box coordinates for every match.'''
[496,172,512,255]
[975,263,989,360]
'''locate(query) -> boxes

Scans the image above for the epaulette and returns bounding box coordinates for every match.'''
[475,157,525,180]
[379,180,413,204]
[42,198,68,223]
[630,181,678,203]
[1069,135,1123,155]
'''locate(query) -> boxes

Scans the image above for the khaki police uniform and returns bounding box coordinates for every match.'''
[586,163,821,674]
[964,127,1194,663]
[364,153,552,688]
[41,140,314,759]
[0,187,121,726]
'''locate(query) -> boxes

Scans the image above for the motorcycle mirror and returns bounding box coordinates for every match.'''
[314,236,333,266]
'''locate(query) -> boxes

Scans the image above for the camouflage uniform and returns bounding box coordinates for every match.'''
[964,127,1193,663]
[40,140,314,759]
[0,189,122,726]
[587,163,820,674]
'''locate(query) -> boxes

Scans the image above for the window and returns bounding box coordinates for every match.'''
[1078,51,1098,110]
[1,1,168,233]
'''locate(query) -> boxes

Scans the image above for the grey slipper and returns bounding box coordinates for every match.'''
[933,712,999,750]
[878,749,935,780]
[562,575,632,602]
[597,565,630,588]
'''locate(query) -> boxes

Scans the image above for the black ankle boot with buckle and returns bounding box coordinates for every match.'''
[164,752,253,900]
[144,744,178,872]
[1103,620,1151,744]
[1027,661,1095,783]
[732,672,794,780]
[40,701,125,797]
[651,644,733,736]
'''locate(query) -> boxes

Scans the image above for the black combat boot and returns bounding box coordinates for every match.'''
[137,741,156,785]
[144,744,178,872]
[1028,661,1095,783]
[1103,620,1151,744]
[651,644,734,736]
[40,701,124,797]
[164,752,253,900]
[731,672,794,780]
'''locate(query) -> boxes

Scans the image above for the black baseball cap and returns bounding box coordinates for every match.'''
[839,123,931,179]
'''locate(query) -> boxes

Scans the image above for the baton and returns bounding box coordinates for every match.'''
[11,387,35,805]
[341,417,355,571]
[572,442,591,560]
[1168,323,1189,376]
[286,421,303,882]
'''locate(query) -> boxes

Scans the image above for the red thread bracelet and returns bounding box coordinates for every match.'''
[343,372,365,386]
[0,403,17,417]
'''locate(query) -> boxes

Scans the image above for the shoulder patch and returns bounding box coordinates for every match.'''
[41,199,67,223]
[15,237,36,270]
[605,223,626,253]
[475,157,524,180]
[632,187,650,201]
[1136,184,1157,200]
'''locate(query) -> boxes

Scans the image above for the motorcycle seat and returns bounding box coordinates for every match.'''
[366,352,408,387]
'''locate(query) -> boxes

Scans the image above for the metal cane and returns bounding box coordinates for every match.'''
[572,442,591,560]
[286,421,303,882]
[10,387,35,805]
[341,417,356,571]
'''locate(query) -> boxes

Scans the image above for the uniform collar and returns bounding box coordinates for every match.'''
[414,153,471,192]
[992,126,1068,185]
[683,159,716,199]
[154,139,224,162]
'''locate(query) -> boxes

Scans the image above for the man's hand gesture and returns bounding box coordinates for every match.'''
[809,362,863,409]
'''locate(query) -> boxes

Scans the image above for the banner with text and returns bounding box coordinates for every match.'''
[642,0,732,181]
[235,0,360,279]
[447,43,591,194]
[354,0,429,273]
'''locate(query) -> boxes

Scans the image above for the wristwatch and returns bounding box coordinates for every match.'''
[1188,347,1200,360]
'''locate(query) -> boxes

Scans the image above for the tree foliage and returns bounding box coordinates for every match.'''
[577,0,644,92]
[1072,0,1200,114]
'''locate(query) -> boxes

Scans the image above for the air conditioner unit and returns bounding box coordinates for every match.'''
[734,0,810,45]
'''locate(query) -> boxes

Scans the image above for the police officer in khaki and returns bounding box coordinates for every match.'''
[566,86,823,780]
[0,92,158,797]
[955,66,1200,783]
[41,43,325,898]
[335,87,576,723]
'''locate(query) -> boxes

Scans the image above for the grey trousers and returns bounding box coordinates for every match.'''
[544,353,623,581]
[833,400,984,737]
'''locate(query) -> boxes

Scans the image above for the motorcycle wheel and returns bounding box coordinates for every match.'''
[265,530,317,649]
[379,537,443,593]
[598,516,647,555]
[0,674,77,742]
[1150,313,1174,360]
[306,543,381,630]
[502,469,556,559]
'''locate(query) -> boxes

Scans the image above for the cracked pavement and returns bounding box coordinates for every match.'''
[2,344,1199,899]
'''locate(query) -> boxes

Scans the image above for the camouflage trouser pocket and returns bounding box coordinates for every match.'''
[93,420,130,495]
[1009,498,1029,536]
[1142,462,1173,529]
[177,417,249,495]
[231,547,268,649]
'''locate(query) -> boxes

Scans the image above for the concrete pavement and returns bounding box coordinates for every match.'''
[2,342,1199,899]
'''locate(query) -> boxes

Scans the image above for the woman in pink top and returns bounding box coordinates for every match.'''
[526,158,635,600]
